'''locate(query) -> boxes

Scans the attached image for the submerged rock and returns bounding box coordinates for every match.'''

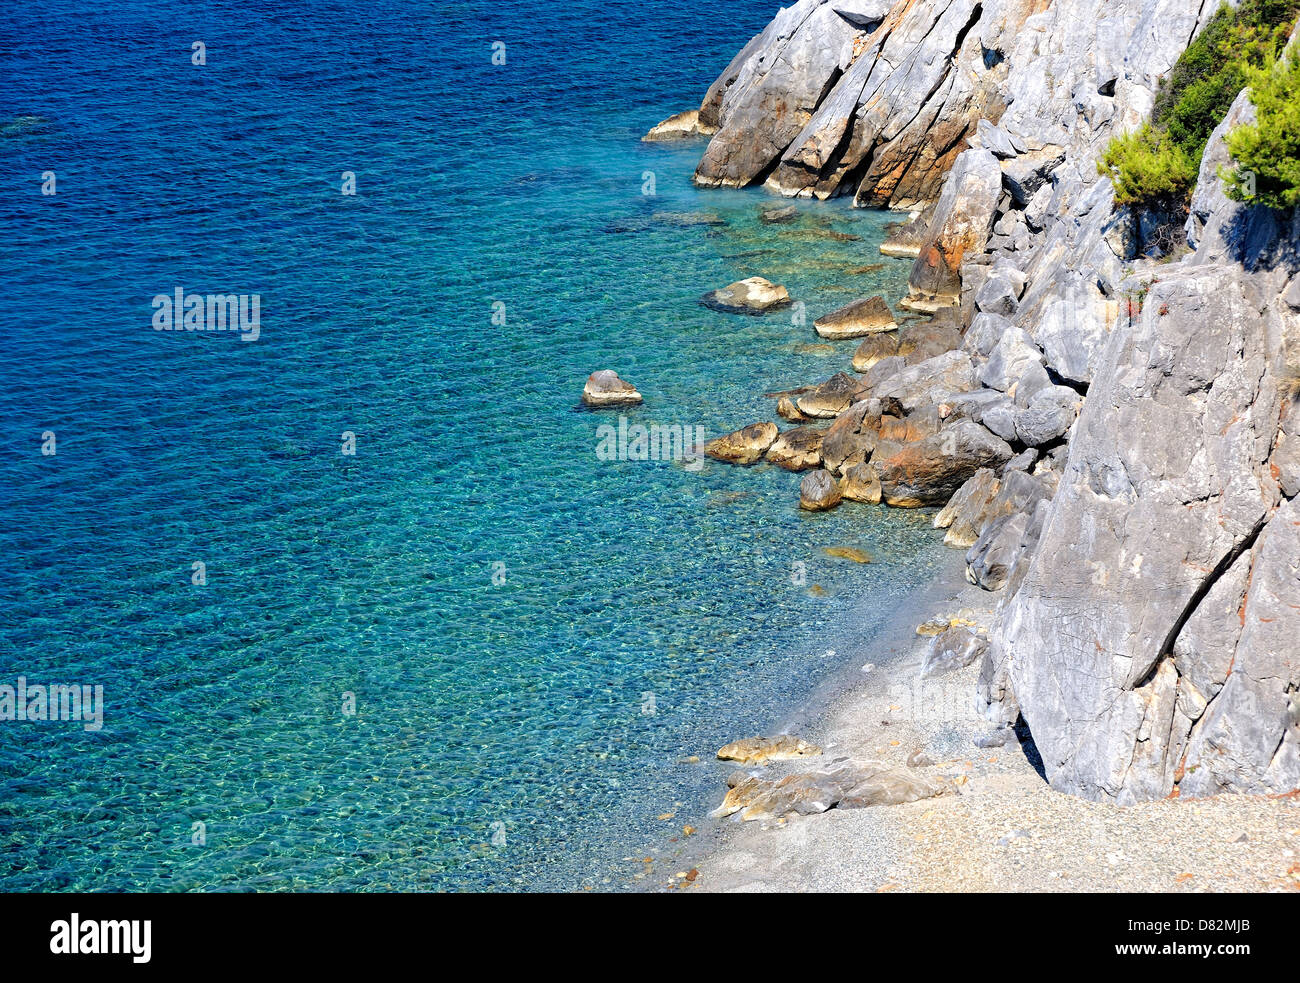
[813,296,898,338]
[700,276,792,314]
[824,545,872,563]
[704,422,779,465]
[760,204,799,224]
[582,370,643,407]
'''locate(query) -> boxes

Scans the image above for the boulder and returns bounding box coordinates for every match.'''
[852,332,900,372]
[713,762,949,820]
[898,318,963,364]
[700,277,792,314]
[964,312,1012,357]
[765,427,826,471]
[974,272,1020,316]
[776,396,812,423]
[978,326,1044,392]
[934,468,1001,548]
[704,422,779,465]
[797,372,869,418]
[799,469,843,511]
[965,511,1030,591]
[582,370,643,407]
[922,626,990,677]
[906,149,1002,311]
[717,735,822,765]
[643,109,712,142]
[840,462,882,503]
[880,207,935,258]
[813,296,898,338]
[871,419,1014,507]
[821,399,881,473]
[1014,384,1082,446]
[872,350,979,413]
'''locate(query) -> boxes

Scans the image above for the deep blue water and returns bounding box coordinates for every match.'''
[0,1,948,890]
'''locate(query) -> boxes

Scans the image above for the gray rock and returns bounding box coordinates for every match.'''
[921,625,989,677]
[1014,385,1082,446]
[966,510,1030,591]
[975,273,1020,316]
[988,266,1291,802]
[979,326,1044,393]
[965,312,1012,357]
[799,469,843,511]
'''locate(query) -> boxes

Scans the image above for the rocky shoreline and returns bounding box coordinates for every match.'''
[629,0,1300,889]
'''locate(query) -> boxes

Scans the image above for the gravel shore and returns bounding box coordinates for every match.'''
[670,560,1300,894]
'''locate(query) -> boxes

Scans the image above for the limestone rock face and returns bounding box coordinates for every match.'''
[984,266,1294,801]
[693,0,862,190]
[813,296,898,338]
[905,149,1002,311]
[704,422,780,465]
[582,370,643,407]
[700,277,792,314]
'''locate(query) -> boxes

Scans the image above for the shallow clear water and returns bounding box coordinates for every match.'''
[0,1,949,890]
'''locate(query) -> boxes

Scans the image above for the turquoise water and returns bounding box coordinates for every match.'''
[0,1,949,890]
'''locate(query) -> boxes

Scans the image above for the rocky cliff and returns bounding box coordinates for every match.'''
[668,0,1300,802]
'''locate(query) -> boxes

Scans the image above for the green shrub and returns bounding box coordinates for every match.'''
[1097,125,1198,209]
[1098,0,1299,210]
[1222,47,1300,209]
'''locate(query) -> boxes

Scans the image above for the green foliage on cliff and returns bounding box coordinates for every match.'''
[1097,0,1299,210]
[1221,47,1300,209]
[1097,125,1197,209]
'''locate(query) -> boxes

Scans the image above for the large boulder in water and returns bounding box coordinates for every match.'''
[700,277,792,314]
[799,469,843,511]
[813,296,898,339]
[704,422,779,465]
[582,370,643,407]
